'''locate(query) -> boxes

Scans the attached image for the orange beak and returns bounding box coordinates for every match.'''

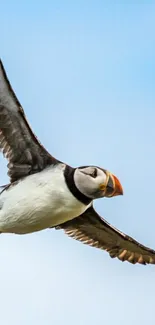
[111,174,123,196]
[103,173,123,198]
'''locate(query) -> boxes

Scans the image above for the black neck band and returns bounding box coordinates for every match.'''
[64,165,92,206]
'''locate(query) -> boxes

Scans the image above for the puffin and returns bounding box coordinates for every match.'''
[0,59,155,266]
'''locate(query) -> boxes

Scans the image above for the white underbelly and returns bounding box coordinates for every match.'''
[0,167,89,234]
[0,207,84,234]
[0,206,86,234]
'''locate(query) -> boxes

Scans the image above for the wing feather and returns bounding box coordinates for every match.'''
[56,206,155,265]
[0,60,59,182]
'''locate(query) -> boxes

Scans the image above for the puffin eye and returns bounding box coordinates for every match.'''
[91,168,97,178]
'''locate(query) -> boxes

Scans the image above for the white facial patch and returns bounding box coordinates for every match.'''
[74,167,108,199]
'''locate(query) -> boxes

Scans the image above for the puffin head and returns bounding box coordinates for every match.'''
[74,166,123,200]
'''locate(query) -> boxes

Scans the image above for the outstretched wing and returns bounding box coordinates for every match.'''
[56,206,155,265]
[0,60,59,182]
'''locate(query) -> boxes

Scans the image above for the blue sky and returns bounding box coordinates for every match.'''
[1,1,155,324]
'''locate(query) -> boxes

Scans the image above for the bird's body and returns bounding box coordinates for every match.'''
[0,165,89,234]
[0,58,155,265]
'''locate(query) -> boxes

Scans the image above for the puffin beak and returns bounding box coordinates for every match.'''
[110,174,123,197]
[101,173,123,198]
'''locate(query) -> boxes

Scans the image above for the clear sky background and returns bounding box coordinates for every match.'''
[1,1,155,324]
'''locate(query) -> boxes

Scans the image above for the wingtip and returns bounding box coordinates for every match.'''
[0,59,4,69]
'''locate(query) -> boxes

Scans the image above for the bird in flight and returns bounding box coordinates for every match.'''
[0,59,154,266]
